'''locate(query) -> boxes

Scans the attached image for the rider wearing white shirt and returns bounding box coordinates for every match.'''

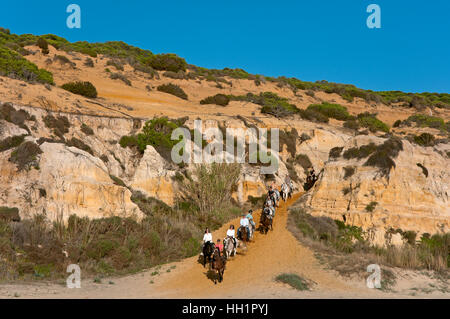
[226,225,237,248]
[238,214,250,239]
[203,232,212,243]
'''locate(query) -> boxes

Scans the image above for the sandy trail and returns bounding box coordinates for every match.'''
[1,193,398,299]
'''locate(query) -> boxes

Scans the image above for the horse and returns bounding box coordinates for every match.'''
[223,237,237,259]
[259,208,273,234]
[238,225,250,242]
[280,183,290,202]
[211,249,226,284]
[202,241,215,268]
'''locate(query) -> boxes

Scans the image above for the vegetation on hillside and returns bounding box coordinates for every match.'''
[288,208,449,276]
[61,81,98,98]
[157,83,188,100]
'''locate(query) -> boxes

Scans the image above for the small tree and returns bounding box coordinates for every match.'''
[37,38,49,55]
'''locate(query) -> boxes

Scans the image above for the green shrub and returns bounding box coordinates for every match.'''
[294,154,312,172]
[157,83,188,100]
[200,94,230,106]
[84,58,94,67]
[0,46,54,84]
[9,141,42,170]
[413,133,435,147]
[163,70,187,79]
[406,114,446,131]
[364,137,403,175]
[229,92,299,118]
[119,135,138,149]
[81,123,94,135]
[329,147,343,159]
[106,59,124,71]
[343,166,355,179]
[365,201,378,212]
[146,54,187,72]
[298,108,329,123]
[43,115,70,139]
[275,273,312,291]
[110,175,126,187]
[343,119,360,130]
[61,81,98,98]
[357,113,390,133]
[0,135,26,152]
[36,37,49,55]
[110,73,131,86]
[54,55,75,67]
[0,206,20,222]
[343,143,377,159]
[393,120,402,127]
[306,103,350,121]
[66,138,93,155]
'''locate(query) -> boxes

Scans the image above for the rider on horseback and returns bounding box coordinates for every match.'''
[246,209,256,233]
[215,239,223,257]
[226,225,237,248]
[201,228,213,256]
[237,214,250,239]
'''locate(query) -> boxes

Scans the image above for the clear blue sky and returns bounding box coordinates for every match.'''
[1,0,449,93]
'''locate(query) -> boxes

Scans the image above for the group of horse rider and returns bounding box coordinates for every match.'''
[201,177,294,260]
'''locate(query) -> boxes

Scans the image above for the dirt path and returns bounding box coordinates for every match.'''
[0,194,420,299]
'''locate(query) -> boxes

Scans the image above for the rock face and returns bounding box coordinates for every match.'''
[1,102,449,243]
[294,135,450,246]
[0,141,143,221]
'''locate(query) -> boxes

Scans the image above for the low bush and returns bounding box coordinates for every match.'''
[146,54,187,72]
[357,113,390,133]
[343,143,377,159]
[343,166,355,179]
[9,141,42,170]
[365,201,378,212]
[0,46,54,84]
[84,58,94,67]
[364,137,403,175]
[298,108,329,123]
[53,55,76,68]
[275,273,312,291]
[66,138,93,155]
[200,94,230,106]
[230,92,300,118]
[81,123,94,136]
[157,83,188,100]
[61,81,98,98]
[0,103,33,129]
[306,103,350,121]
[163,70,187,80]
[43,115,70,139]
[0,135,26,152]
[343,118,360,130]
[106,59,124,71]
[329,147,343,159]
[36,37,49,55]
[413,133,435,147]
[405,114,446,131]
[110,73,131,86]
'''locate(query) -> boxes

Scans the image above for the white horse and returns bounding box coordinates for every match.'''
[223,237,237,259]
[281,183,290,201]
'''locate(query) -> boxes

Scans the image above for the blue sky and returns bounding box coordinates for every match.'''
[1,0,449,93]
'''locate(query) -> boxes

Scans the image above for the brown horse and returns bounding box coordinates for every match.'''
[259,209,273,234]
[211,249,226,284]
[238,226,250,242]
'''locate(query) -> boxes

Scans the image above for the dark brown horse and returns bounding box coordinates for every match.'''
[202,242,215,268]
[238,226,250,242]
[211,249,226,284]
[259,209,273,234]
